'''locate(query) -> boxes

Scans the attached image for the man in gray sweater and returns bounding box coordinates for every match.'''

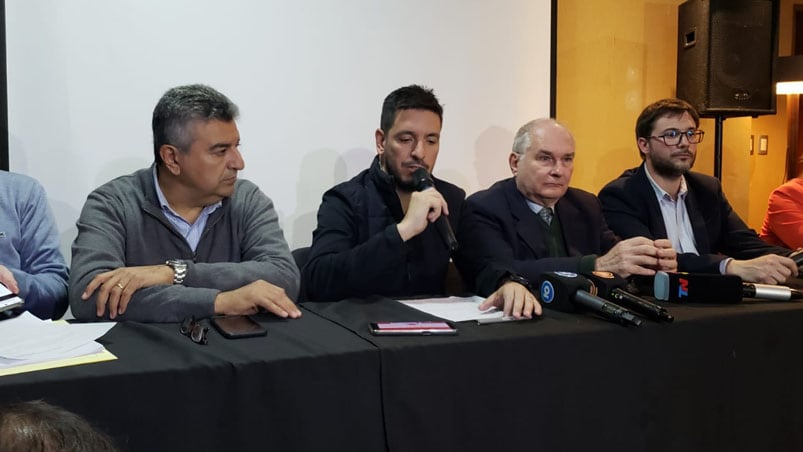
[69,84,301,322]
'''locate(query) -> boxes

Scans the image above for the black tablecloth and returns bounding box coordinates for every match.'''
[304,298,803,452]
[3,298,802,452]
[0,312,385,452]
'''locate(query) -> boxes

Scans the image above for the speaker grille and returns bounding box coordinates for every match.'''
[677,0,776,117]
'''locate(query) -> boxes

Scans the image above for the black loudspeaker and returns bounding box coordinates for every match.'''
[677,0,778,117]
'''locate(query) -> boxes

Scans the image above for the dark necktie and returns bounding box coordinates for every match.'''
[539,207,554,225]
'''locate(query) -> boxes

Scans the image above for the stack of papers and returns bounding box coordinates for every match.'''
[0,312,117,376]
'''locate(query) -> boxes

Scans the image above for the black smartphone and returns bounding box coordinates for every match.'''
[211,315,267,339]
[369,321,458,336]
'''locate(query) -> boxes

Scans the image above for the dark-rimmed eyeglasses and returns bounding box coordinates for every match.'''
[647,129,705,146]
[180,316,208,345]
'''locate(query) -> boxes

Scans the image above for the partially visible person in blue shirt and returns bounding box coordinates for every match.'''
[0,171,68,319]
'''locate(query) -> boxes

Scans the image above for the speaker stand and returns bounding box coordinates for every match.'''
[713,116,724,180]
[785,94,800,180]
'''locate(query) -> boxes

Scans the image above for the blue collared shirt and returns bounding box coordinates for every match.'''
[644,166,731,274]
[0,171,68,319]
[152,167,221,252]
[525,199,551,217]
[644,166,698,255]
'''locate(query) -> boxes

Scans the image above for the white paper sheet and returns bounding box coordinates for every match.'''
[0,312,116,367]
[400,296,507,322]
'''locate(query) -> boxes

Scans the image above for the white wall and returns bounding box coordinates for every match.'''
[6,0,552,258]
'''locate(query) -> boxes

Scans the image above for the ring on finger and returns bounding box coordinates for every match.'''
[116,282,125,289]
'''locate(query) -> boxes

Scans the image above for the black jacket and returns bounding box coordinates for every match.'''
[302,156,466,301]
[459,178,618,294]
[598,164,789,273]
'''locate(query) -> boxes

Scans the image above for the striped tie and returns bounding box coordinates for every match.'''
[539,207,554,225]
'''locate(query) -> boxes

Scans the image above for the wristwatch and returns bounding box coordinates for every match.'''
[500,273,532,292]
[165,259,188,285]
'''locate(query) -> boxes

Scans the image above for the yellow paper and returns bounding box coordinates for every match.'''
[0,349,117,377]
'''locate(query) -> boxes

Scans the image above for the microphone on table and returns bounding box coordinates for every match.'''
[653,271,743,304]
[536,271,643,327]
[742,282,803,301]
[582,271,674,322]
[412,168,458,253]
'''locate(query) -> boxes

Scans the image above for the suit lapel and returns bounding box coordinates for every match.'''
[555,195,583,256]
[634,165,670,239]
[504,180,550,258]
[683,180,711,253]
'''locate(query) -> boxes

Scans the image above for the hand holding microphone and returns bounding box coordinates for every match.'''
[396,189,449,241]
[407,168,458,252]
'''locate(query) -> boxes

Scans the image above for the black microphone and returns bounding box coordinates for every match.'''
[412,168,458,253]
[653,271,743,304]
[582,271,674,322]
[537,272,642,327]
[742,283,803,301]
[788,248,803,266]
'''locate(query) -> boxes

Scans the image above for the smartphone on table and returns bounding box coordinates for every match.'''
[211,315,267,339]
[369,321,458,336]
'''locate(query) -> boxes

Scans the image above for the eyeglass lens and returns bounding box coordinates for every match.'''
[190,325,209,345]
[180,316,208,345]
[662,130,703,145]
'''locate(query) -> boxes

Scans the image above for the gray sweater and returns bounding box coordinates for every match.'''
[69,166,299,322]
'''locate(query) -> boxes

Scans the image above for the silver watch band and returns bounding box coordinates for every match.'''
[165,259,187,285]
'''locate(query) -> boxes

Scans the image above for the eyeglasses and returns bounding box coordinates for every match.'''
[180,316,208,345]
[647,129,705,146]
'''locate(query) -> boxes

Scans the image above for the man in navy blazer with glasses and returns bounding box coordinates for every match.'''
[598,98,797,284]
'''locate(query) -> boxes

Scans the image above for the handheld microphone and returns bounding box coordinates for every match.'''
[653,271,743,304]
[412,168,459,253]
[537,272,642,327]
[582,271,674,322]
[742,283,803,301]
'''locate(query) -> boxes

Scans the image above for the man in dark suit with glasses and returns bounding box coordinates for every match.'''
[599,98,798,284]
